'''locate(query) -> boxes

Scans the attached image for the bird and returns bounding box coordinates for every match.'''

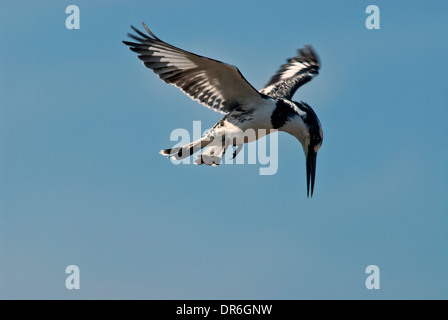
[123,23,323,197]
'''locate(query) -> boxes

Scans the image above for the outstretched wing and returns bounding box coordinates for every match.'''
[260,46,320,100]
[123,23,266,114]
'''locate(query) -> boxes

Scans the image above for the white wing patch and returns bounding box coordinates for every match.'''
[278,61,308,80]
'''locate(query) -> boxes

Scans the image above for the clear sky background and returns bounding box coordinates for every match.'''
[1,0,447,299]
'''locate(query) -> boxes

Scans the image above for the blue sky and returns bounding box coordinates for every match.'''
[1,0,447,299]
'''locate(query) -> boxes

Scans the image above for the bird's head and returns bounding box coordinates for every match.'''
[293,102,323,197]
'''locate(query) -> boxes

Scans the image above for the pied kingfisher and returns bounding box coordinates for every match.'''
[123,23,323,197]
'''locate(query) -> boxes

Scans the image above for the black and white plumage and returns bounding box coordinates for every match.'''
[260,45,320,100]
[123,23,323,197]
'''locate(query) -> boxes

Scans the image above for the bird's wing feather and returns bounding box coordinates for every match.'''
[260,46,320,100]
[123,23,266,114]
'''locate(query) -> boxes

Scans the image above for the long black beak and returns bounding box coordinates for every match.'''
[306,147,317,198]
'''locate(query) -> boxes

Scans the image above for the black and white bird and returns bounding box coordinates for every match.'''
[123,23,323,197]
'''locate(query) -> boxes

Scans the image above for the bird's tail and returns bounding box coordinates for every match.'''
[159,136,212,160]
[160,135,231,166]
